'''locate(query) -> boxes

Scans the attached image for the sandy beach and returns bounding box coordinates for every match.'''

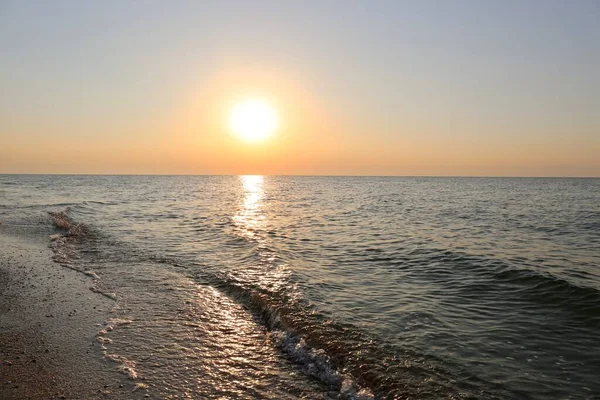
[0,225,148,399]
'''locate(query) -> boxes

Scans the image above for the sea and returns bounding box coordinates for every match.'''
[0,175,598,399]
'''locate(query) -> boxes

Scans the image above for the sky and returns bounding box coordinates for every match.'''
[1,0,599,176]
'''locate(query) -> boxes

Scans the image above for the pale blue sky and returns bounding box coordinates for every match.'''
[1,1,599,175]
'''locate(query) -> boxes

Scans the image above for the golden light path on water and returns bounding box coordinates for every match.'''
[232,175,291,293]
[233,175,265,239]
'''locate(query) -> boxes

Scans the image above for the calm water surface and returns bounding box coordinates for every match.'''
[1,175,599,399]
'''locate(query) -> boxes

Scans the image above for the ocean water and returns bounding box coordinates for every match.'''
[1,175,599,399]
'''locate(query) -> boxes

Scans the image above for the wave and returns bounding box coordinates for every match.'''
[49,210,88,237]
[68,217,472,398]
[82,200,119,205]
[211,277,497,399]
[0,202,81,212]
[458,251,597,318]
[45,208,596,399]
[402,247,600,326]
[213,244,600,397]
[492,268,600,320]
[48,210,120,303]
[575,210,600,232]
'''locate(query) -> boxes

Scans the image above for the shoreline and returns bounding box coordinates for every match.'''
[0,228,145,399]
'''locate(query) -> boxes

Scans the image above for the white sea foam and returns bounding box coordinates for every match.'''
[89,285,117,300]
[270,330,374,400]
[105,354,138,380]
[83,270,100,280]
[133,383,149,391]
[97,336,113,344]
[48,231,80,266]
[107,318,132,326]
[98,318,131,335]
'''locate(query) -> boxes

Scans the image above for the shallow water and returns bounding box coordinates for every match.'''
[1,175,599,399]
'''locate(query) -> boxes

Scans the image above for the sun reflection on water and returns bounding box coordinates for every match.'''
[231,175,293,293]
[233,175,265,239]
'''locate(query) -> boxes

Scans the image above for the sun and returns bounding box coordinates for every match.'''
[229,98,278,142]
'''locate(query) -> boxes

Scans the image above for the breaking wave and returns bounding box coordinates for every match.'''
[212,277,489,399]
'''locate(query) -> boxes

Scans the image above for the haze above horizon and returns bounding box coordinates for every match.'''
[1,1,599,177]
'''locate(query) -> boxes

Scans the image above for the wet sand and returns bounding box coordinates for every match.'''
[0,229,148,399]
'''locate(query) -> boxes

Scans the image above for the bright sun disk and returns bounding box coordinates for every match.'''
[229,99,278,142]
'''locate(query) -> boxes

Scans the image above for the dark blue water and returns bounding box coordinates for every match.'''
[1,175,599,399]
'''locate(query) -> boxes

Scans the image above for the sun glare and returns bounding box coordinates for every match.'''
[229,99,278,142]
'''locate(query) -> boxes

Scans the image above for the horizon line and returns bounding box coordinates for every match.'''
[1,173,598,179]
